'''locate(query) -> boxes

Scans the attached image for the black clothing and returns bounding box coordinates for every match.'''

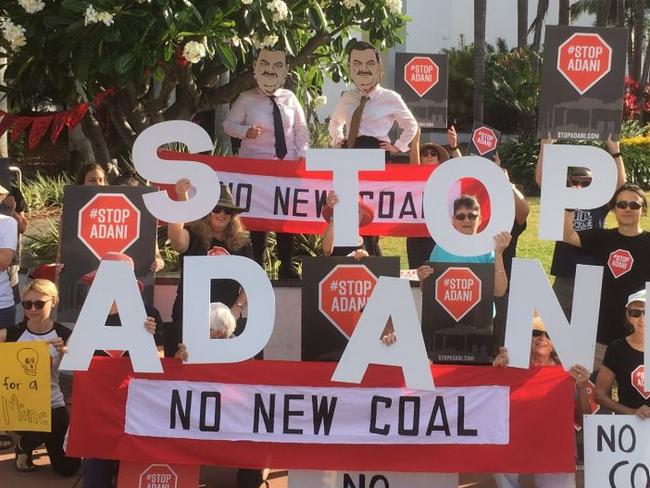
[550,206,608,279]
[603,338,650,409]
[578,228,650,344]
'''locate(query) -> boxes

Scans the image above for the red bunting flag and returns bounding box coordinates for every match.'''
[11,116,33,142]
[50,112,69,144]
[65,104,89,129]
[28,115,54,149]
[93,87,117,107]
[0,112,18,138]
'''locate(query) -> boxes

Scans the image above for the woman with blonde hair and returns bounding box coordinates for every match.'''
[0,279,80,476]
[492,316,591,488]
[166,180,253,357]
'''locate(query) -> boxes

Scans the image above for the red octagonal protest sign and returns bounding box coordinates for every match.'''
[139,464,177,488]
[557,33,612,95]
[435,267,482,322]
[404,56,439,97]
[631,365,649,400]
[607,249,634,279]
[78,193,141,260]
[319,264,378,338]
[471,126,498,156]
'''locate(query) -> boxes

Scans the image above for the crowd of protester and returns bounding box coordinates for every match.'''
[0,41,648,488]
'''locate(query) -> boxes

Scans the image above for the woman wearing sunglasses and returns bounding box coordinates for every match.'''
[492,316,591,488]
[563,184,650,369]
[166,180,253,358]
[595,289,649,419]
[0,279,80,476]
[416,195,512,297]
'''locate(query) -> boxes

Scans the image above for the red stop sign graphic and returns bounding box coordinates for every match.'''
[139,464,178,488]
[471,126,498,156]
[78,193,141,259]
[607,249,634,279]
[631,365,649,400]
[319,265,378,338]
[404,56,439,97]
[557,33,612,95]
[435,267,482,322]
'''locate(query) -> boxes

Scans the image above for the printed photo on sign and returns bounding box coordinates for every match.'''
[301,256,400,361]
[0,341,51,432]
[59,186,157,323]
[467,123,501,160]
[421,263,495,364]
[394,53,448,129]
[537,26,627,140]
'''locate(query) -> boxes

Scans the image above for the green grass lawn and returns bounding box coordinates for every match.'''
[380,194,650,275]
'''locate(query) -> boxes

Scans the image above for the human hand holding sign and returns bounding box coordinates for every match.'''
[49,336,66,355]
[416,265,434,283]
[605,134,620,154]
[175,178,191,201]
[493,231,512,255]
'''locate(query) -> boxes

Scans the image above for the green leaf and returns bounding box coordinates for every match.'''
[216,43,236,71]
[115,52,136,74]
[61,0,88,13]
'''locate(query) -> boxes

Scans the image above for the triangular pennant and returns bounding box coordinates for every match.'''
[50,111,69,144]
[0,113,18,137]
[11,116,33,142]
[65,103,89,129]
[28,115,54,149]
[93,87,117,107]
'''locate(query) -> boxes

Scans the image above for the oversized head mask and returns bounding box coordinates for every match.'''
[253,49,288,95]
[349,46,381,93]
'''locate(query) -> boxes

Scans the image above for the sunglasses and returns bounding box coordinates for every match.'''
[615,201,643,210]
[628,308,646,318]
[454,212,479,222]
[212,206,234,216]
[22,299,53,310]
[421,150,439,157]
[532,329,550,339]
[569,177,592,187]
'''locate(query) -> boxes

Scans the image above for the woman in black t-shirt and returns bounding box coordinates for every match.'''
[167,180,253,357]
[595,289,650,418]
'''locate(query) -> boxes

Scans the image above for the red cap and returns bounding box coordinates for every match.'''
[80,252,144,292]
[30,263,63,282]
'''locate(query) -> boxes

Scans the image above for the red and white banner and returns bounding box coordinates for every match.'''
[159,152,491,237]
[68,358,574,473]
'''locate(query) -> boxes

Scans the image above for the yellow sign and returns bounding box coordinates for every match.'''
[0,341,51,432]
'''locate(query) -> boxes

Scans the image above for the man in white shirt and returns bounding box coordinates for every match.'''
[223,49,309,278]
[0,185,17,329]
[328,41,418,254]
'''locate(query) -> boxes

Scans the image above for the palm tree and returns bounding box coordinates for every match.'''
[517,0,528,47]
[559,0,571,25]
[631,0,645,81]
[596,0,613,25]
[529,0,550,54]
[473,0,486,122]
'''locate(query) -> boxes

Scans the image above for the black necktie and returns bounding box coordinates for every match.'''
[268,95,287,159]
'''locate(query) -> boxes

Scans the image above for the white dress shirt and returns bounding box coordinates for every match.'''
[328,85,418,153]
[223,88,309,159]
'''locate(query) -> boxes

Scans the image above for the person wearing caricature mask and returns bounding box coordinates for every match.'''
[224,48,309,279]
[329,41,418,255]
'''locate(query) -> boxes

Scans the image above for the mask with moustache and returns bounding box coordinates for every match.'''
[254,49,289,95]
